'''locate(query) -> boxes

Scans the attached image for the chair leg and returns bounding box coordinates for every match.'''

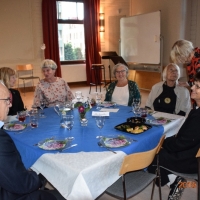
[23,80,25,96]
[122,175,127,200]
[150,180,156,200]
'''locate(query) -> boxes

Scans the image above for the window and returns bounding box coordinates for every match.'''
[56,1,85,64]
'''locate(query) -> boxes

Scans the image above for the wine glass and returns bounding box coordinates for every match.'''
[39,100,46,118]
[95,92,102,110]
[95,116,105,138]
[75,91,82,102]
[64,115,74,133]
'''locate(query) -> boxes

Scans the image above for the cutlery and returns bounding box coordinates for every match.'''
[59,144,78,152]
[98,142,117,154]
[54,107,60,116]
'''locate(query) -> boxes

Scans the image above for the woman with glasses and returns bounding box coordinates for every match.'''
[145,63,191,116]
[0,67,25,115]
[170,39,200,88]
[104,63,140,106]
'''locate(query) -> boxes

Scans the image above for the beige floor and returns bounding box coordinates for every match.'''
[19,84,197,200]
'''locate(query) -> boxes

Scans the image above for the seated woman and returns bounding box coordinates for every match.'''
[0,67,25,115]
[145,63,191,116]
[104,63,140,106]
[148,71,200,200]
[33,59,74,107]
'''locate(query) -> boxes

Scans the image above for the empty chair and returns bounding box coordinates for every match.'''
[16,64,40,95]
[104,135,165,200]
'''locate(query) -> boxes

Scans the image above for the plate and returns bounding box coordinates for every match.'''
[3,122,27,131]
[100,101,116,108]
[37,138,69,150]
[115,122,152,134]
[149,117,171,125]
[100,135,132,148]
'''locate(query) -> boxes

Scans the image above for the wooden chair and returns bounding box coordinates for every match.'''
[105,135,165,200]
[16,64,40,95]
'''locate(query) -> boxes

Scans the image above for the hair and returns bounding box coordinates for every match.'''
[0,67,16,88]
[41,59,57,70]
[112,63,129,78]
[170,40,194,63]
[162,63,180,81]
[194,71,200,82]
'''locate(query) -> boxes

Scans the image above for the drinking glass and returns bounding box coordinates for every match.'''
[140,108,148,118]
[95,116,105,137]
[75,91,82,102]
[39,100,46,118]
[95,92,102,110]
[132,98,141,116]
[64,115,74,133]
[30,116,39,128]
[17,111,26,122]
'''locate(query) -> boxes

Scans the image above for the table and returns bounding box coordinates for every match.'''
[6,106,185,200]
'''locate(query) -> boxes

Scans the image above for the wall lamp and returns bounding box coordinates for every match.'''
[99,13,105,32]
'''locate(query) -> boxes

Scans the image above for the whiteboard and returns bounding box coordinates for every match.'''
[120,11,161,64]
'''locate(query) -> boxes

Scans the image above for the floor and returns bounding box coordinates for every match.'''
[19,83,197,200]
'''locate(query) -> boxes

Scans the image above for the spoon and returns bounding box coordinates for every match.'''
[98,142,117,154]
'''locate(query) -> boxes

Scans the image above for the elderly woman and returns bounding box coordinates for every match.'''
[171,39,200,87]
[148,71,200,200]
[146,63,191,116]
[104,63,140,106]
[0,67,25,115]
[33,59,74,107]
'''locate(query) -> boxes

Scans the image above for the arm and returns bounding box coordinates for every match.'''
[0,131,41,194]
[33,83,42,107]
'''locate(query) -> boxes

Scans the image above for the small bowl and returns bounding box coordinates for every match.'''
[127,117,146,124]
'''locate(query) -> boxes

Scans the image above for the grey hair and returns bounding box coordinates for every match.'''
[170,40,194,63]
[162,63,180,81]
[41,59,57,70]
[112,63,129,78]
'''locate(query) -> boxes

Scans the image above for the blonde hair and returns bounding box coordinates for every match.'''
[170,40,194,63]
[112,63,129,78]
[41,59,57,70]
[0,67,16,88]
[162,63,180,81]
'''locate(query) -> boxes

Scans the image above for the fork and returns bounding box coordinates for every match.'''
[98,142,117,154]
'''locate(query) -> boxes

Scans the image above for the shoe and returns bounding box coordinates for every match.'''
[168,176,186,200]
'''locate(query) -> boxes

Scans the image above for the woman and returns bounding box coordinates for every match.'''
[0,67,25,115]
[104,63,140,106]
[170,39,200,87]
[148,71,200,200]
[33,59,74,107]
[145,63,191,116]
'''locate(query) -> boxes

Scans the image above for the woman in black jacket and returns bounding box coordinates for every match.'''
[0,67,25,115]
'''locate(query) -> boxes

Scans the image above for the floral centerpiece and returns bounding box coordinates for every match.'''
[74,101,91,120]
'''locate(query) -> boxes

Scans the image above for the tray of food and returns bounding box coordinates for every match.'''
[115,122,152,134]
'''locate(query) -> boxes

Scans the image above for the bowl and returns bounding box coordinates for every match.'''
[126,117,146,124]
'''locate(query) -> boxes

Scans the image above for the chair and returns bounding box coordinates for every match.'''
[16,64,40,95]
[105,135,165,200]
[160,148,200,200]
[89,64,106,94]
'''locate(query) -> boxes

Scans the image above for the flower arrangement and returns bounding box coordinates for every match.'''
[74,101,91,119]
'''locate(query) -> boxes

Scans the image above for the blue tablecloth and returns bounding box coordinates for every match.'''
[6,106,164,169]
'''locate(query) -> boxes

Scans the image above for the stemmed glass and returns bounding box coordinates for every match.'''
[64,115,74,134]
[95,116,105,138]
[39,99,46,118]
[95,92,102,110]
[132,98,141,117]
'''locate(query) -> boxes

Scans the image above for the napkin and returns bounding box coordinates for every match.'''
[100,108,119,113]
[92,111,109,116]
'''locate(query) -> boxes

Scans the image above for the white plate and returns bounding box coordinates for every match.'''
[150,117,171,125]
[100,135,132,148]
[3,122,27,131]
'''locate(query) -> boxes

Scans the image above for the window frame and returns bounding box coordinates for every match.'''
[57,0,85,65]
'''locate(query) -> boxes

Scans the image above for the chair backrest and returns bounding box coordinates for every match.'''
[16,64,33,71]
[119,135,165,175]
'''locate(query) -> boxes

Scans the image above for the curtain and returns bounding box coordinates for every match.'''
[42,0,62,77]
[84,0,101,85]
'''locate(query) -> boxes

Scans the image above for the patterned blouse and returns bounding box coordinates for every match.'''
[33,77,74,107]
[187,47,200,87]
[104,80,141,106]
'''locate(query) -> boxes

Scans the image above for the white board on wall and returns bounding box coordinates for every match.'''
[120,11,161,64]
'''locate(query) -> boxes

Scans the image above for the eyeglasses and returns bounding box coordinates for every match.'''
[0,97,11,105]
[115,70,126,74]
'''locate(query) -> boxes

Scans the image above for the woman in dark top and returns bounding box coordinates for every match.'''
[145,63,191,116]
[148,71,200,200]
[0,67,25,115]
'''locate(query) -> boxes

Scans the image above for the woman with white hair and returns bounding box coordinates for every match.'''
[104,63,140,106]
[145,63,191,116]
[33,59,74,107]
